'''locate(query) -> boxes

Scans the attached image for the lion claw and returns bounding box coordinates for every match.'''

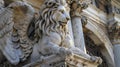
[59,48,72,57]
[90,56,102,64]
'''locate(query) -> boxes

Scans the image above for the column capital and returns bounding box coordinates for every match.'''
[81,15,88,26]
[108,21,120,44]
[69,0,90,17]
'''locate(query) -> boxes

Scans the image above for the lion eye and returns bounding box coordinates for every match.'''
[48,2,52,5]
[59,10,64,13]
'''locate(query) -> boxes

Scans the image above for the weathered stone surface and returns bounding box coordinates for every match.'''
[114,44,120,67]
[72,17,86,52]
[0,0,105,67]
[70,0,90,53]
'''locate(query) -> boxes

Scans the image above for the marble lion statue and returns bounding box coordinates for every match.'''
[0,0,102,66]
[30,0,102,64]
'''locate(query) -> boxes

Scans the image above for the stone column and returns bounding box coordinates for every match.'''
[113,44,120,67]
[71,17,86,52]
[70,0,88,52]
[68,20,74,42]
[108,21,120,67]
[113,39,120,67]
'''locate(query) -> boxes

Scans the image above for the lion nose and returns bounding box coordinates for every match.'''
[66,17,70,21]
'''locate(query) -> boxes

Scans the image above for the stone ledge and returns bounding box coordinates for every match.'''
[23,54,101,67]
[66,54,101,67]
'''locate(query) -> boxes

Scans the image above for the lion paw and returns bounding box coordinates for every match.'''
[59,48,72,57]
[90,56,102,64]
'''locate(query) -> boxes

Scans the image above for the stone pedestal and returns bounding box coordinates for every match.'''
[113,44,120,67]
[72,17,86,52]
[23,54,101,67]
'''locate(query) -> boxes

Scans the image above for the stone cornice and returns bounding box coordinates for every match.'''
[82,4,108,25]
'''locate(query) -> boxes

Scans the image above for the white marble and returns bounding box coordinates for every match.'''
[72,17,86,53]
[67,20,74,43]
[113,44,120,67]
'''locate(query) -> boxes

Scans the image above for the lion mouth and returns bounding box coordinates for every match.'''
[59,21,68,25]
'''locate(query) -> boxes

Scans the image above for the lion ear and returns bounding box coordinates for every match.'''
[44,0,56,8]
[60,0,66,5]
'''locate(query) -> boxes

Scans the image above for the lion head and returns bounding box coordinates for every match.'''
[35,0,70,38]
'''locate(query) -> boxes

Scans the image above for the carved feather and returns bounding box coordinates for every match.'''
[0,6,20,65]
[8,1,35,62]
[0,1,35,65]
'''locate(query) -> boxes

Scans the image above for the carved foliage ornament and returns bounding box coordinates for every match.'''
[108,22,120,44]
[70,0,91,17]
[81,15,88,26]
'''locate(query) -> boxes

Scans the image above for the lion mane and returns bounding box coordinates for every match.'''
[35,0,68,39]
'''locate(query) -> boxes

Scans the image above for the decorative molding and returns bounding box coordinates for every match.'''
[84,19,115,67]
[23,54,102,67]
[82,4,108,24]
[108,21,120,44]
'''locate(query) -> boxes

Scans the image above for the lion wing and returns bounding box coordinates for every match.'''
[0,7,20,65]
[8,1,35,62]
[0,1,35,65]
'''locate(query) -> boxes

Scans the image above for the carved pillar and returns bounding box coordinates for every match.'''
[70,0,88,52]
[68,20,74,41]
[114,44,120,67]
[113,40,120,67]
[71,17,86,52]
[108,22,120,67]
